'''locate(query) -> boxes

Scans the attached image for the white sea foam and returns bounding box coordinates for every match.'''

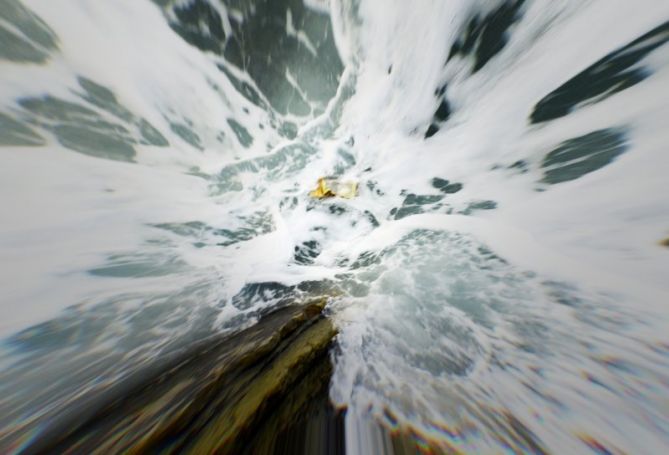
[1,0,668,452]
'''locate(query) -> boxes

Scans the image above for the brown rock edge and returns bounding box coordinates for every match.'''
[25,299,344,454]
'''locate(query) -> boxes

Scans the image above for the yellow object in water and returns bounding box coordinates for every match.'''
[309,178,336,199]
[309,178,358,199]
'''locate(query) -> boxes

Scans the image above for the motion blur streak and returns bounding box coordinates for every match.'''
[1,0,669,453]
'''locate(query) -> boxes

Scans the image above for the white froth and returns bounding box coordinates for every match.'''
[1,0,668,452]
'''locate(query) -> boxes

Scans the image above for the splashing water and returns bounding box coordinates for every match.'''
[1,0,668,453]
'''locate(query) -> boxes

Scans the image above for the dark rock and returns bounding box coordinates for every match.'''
[294,240,322,265]
[425,123,440,139]
[393,205,423,220]
[448,0,526,72]
[431,177,450,189]
[404,193,444,205]
[541,129,627,184]
[426,87,451,135]
[509,160,528,173]
[15,76,169,159]
[439,182,462,194]
[171,121,203,150]
[227,118,254,147]
[328,204,347,215]
[0,112,45,146]
[21,300,338,454]
[0,0,59,63]
[434,99,451,122]
[530,21,669,123]
[390,193,445,220]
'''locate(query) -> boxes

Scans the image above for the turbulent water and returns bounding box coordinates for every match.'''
[1,0,669,453]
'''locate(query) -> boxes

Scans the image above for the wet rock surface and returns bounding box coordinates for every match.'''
[424,87,452,139]
[540,128,628,185]
[530,21,669,123]
[6,76,169,161]
[447,0,526,73]
[431,177,463,194]
[22,300,338,454]
[0,0,59,64]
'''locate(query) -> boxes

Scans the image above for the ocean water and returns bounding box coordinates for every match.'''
[1,0,668,453]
